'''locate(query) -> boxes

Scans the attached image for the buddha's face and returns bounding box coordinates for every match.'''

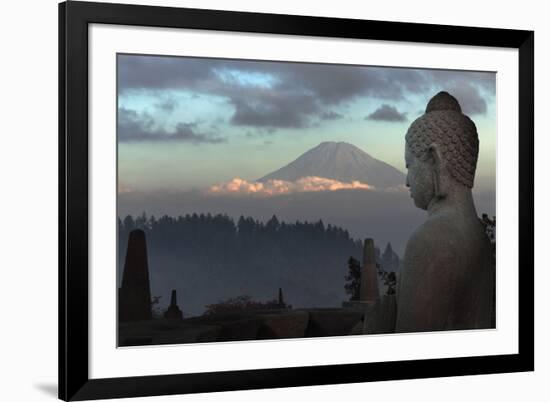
[405,145,435,210]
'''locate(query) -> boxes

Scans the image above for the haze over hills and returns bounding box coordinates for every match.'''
[258,141,406,189]
[118,161,495,316]
[118,141,495,257]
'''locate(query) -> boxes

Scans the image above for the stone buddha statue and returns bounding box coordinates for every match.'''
[395,91,494,333]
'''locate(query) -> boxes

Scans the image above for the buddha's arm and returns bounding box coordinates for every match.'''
[395,227,459,333]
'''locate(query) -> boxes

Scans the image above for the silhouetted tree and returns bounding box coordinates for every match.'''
[123,215,134,232]
[381,242,399,272]
[379,271,397,295]
[135,212,148,229]
[265,214,280,232]
[118,213,363,314]
[204,295,285,315]
[344,256,361,301]
[151,295,163,319]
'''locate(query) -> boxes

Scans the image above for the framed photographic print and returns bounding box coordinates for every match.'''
[59,1,534,400]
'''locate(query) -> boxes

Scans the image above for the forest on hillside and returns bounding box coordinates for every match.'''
[118,213,397,316]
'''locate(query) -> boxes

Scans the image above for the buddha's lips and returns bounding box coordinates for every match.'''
[207,176,374,197]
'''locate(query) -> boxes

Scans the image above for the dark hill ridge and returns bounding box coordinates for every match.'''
[258,141,406,189]
[118,213,403,317]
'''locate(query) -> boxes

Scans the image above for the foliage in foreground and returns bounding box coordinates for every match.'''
[204,295,290,315]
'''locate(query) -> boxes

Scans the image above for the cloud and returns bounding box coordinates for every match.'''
[118,55,218,92]
[117,56,425,130]
[118,54,496,131]
[222,65,420,129]
[207,176,373,197]
[319,110,344,120]
[229,90,318,129]
[279,65,393,104]
[155,97,177,112]
[427,70,495,115]
[444,82,488,115]
[366,104,407,122]
[118,107,225,143]
[245,127,277,138]
[429,70,496,94]
[118,183,133,194]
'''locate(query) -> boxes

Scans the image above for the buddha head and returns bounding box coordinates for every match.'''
[404,91,479,210]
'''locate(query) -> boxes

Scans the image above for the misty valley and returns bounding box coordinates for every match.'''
[118,213,400,317]
[117,140,495,346]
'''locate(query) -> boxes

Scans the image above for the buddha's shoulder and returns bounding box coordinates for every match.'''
[406,212,465,255]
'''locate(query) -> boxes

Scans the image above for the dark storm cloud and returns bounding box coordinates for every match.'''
[444,82,488,115]
[229,90,319,128]
[278,65,389,103]
[429,70,496,93]
[118,107,225,144]
[426,70,495,115]
[118,55,495,130]
[272,64,427,104]
[366,105,407,122]
[221,65,425,129]
[118,55,218,92]
[119,55,417,100]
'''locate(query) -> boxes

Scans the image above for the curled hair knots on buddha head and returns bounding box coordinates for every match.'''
[405,91,479,188]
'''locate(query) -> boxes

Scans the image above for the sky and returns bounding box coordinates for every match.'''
[117,54,497,196]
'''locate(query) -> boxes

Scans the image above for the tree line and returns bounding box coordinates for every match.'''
[118,213,363,315]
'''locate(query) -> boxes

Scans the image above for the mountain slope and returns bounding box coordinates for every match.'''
[258,141,405,189]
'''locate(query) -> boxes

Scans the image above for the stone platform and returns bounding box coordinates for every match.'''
[118,307,365,346]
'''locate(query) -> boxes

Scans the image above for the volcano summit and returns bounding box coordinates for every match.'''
[259,141,405,189]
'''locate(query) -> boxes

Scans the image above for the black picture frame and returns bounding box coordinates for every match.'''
[59,1,534,400]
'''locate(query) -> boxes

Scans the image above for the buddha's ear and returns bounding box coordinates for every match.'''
[428,143,448,198]
[428,143,445,167]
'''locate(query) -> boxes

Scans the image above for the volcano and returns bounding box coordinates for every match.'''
[258,141,406,189]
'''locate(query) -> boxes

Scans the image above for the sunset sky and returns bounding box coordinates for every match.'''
[117,54,496,195]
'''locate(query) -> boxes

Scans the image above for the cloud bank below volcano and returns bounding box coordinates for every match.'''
[207,176,375,197]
